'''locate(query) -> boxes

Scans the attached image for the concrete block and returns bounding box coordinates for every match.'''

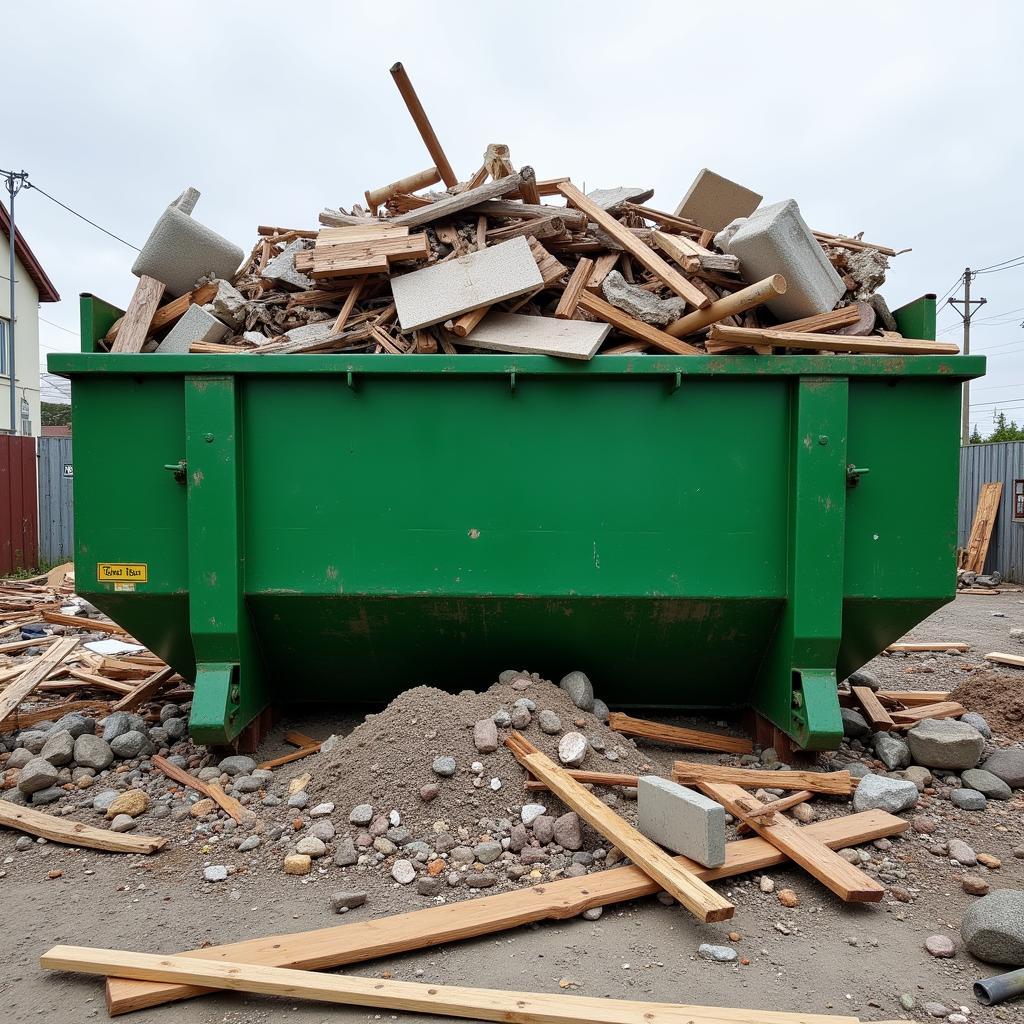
[586,186,654,213]
[721,199,845,320]
[637,775,725,868]
[601,271,685,326]
[261,239,314,291]
[675,168,762,231]
[133,200,244,298]
[392,235,543,332]
[204,279,247,327]
[156,304,229,353]
[463,312,609,360]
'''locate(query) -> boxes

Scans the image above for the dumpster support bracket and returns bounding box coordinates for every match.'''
[753,376,848,751]
[183,375,269,745]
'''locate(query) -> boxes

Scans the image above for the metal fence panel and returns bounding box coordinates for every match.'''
[37,436,74,565]
[959,441,1024,582]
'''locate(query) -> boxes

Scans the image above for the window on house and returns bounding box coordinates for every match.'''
[1014,480,1024,522]
[0,317,8,376]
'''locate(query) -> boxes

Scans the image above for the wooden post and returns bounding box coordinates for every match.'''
[364,167,440,211]
[389,63,457,187]
[665,275,787,338]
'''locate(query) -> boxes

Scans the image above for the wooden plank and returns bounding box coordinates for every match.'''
[0,636,79,729]
[109,275,166,353]
[0,633,60,655]
[3,699,108,730]
[392,174,523,229]
[985,651,1024,668]
[652,230,739,274]
[735,791,813,834]
[389,62,457,187]
[557,182,709,309]
[576,292,700,356]
[699,782,883,903]
[0,801,166,855]
[608,712,753,754]
[524,769,641,791]
[886,642,968,653]
[875,689,951,706]
[469,199,588,233]
[150,755,251,825]
[505,732,733,923]
[62,669,135,696]
[706,324,959,355]
[671,761,854,796]
[665,275,786,339]
[554,257,594,320]
[41,610,129,635]
[620,203,703,236]
[46,946,863,1024]
[302,235,430,279]
[586,253,619,293]
[110,666,176,713]
[102,808,907,1014]
[257,745,320,771]
[770,307,862,334]
[962,482,1003,574]
[105,282,218,344]
[851,685,895,731]
[889,702,965,727]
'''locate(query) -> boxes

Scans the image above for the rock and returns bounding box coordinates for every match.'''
[538,710,562,735]
[296,835,326,858]
[873,731,911,770]
[331,890,367,912]
[6,748,32,769]
[698,943,738,963]
[508,823,529,852]
[219,755,256,776]
[474,841,503,864]
[465,872,497,888]
[164,717,187,741]
[759,876,775,893]
[283,854,311,876]
[558,732,588,767]
[924,935,955,958]
[203,865,228,882]
[109,731,154,760]
[510,707,531,729]
[559,671,595,712]
[553,812,582,851]
[190,798,215,818]
[979,748,1024,789]
[951,788,987,811]
[231,775,262,794]
[602,271,685,327]
[48,713,94,739]
[432,756,456,778]
[978,853,1001,869]
[73,734,113,771]
[960,712,991,739]
[92,790,119,812]
[416,876,443,897]
[591,698,610,724]
[28,787,61,805]
[333,838,358,866]
[101,711,145,743]
[852,774,919,813]
[923,1003,950,1019]
[109,814,136,833]
[391,859,416,884]
[106,790,149,819]
[903,765,933,790]
[473,719,499,754]
[238,835,261,853]
[912,815,937,834]
[949,838,977,865]
[841,709,870,740]
[491,708,511,727]
[308,820,336,843]
[533,815,555,845]
[309,802,334,817]
[962,875,990,896]
[778,888,799,908]
[17,757,59,795]
[40,730,75,767]
[847,668,880,691]
[961,768,1011,800]
[521,803,546,826]
[962,890,1024,965]
[349,803,373,826]
[906,719,985,771]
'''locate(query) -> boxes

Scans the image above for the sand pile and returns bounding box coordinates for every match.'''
[953,670,1024,742]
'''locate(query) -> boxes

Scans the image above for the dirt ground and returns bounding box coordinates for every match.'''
[5,593,1024,1024]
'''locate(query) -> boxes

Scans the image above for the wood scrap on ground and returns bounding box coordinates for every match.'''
[960,482,1002,574]
[670,761,854,796]
[0,801,167,855]
[607,712,753,754]
[151,755,252,825]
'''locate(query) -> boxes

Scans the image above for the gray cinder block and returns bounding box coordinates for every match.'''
[392,236,543,332]
[675,168,762,231]
[721,199,845,321]
[156,304,229,353]
[637,775,725,868]
[261,239,314,291]
[462,312,610,360]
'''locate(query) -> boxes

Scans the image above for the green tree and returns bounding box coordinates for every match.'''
[40,402,71,426]
[969,425,983,444]
[985,411,1024,443]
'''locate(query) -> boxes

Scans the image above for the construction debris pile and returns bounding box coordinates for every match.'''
[99,64,956,363]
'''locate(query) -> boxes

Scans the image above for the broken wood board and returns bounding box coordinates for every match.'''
[706,324,959,355]
[41,610,129,635]
[392,173,523,228]
[851,685,895,731]
[886,642,968,653]
[984,651,1024,668]
[961,482,1003,574]
[459,312,610,360]
[671,762,854,796]
[151,755,252,825]
[470,199,588,232]
[3,699,109,731]
[110,666,177,713]
[110,275,166,353]
[524,769,641,791]
[105,282,218,344]
[698,782,883,903]
[505,731,733,923]
[735,791,813,834]
[299,234,429,279]
[653,230,739,274]
[874,689,951,706]
[391,235,543,331]
[0,801,167,855]
[103,808,908,1014]
[771,307,863,334]
[608,712,753,754]
[0,636,80,730]
[889,702,966,728]
[576,291,699,355]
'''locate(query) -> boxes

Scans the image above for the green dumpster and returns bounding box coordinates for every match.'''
[48,293,984,750]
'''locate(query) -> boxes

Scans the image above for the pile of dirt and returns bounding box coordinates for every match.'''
[953,669,1024,741]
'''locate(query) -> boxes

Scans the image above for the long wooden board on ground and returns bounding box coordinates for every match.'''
[671,762,854,796]
[41,610,130,635]
[4,699,109,731]
[392,173,523,229]
[697,782,884,903]
[0,636,80,730]
[984,651,1024,669]
[961,482,1003,574]
[608,712,753,754]
[889,701,966,728]
[885,642,969,653]
[505,732,733,923]
[150,755,251,825]
[102,809,907,1014]
[46,946,865,1024]
[0,801,167,855]
[524,769,641,791]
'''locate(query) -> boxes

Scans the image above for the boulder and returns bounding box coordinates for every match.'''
[961,768,1012,801]
[979,748,1024,789]
[559,671,595,712]
[906,719,985,771]
[17,757,59,795]
[73,734,114,771]
[960,712,991,739]
[873,731,911,770]
[950,788,987,811]
[847,668,880,691]
[961,890,1024,965]
[40,730,75,767]
[841,708,870,740]
[852,774,919,814]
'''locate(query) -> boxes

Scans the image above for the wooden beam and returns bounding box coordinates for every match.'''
[706,324,959,355]
[524,768,641,791]
[608,712,753,754]
[105,282,218,344]
[874,689,951,706]
[150,755,251,825]
[851,685,895,731]
[0,636,80,729]
[554,258,594,320]
[518,165,541,205]
[671,761,854,796]
[364,166,440,211]
[469,199,588,232]
[576,292,700,356]
[886,642,968,653]
[962,483,1003,574]
[770,307,862,334]
[330,276,367,333]
[556,182,710,309]
[652,231,739,274]
[698,782,883,903]
[0,801,166,855]
[665,275,786,338]
[109,666,176,714]
[890,702,966,728]
[41,610,129,635]
[109,275,166,353]
[388,62,457,187]
[101,809,907,1014]
[0,633,60,655]
[392,174,524,229]
[505,732,733,923]
[985,651,1024,668]
[62,669,135,696]
[2,699,109,731]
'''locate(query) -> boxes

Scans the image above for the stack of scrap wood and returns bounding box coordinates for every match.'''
[102,63,955,363]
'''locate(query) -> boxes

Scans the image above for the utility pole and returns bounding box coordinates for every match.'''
[2,168,29,436]
[949,267,987,446]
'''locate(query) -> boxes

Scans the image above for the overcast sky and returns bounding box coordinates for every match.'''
[8,1,1024,426]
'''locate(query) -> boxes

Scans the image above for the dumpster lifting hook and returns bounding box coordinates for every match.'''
[846,464,870,487]
[163,460,187,485]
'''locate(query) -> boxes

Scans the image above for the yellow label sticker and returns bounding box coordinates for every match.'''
[97,563,148,584]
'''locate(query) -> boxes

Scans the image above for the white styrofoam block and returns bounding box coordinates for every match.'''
[722,199,844,320]
[391,236,544,332]
[637,775,726,868]
[463,312,610,360]
[156,303,229,353]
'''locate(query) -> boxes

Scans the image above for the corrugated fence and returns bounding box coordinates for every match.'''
[959,440,1024,581]
[0,435,38,574]
[38,435,74,565]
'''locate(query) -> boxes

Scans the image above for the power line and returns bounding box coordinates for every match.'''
[39,316,79,336]
[974,253,1024,274]
[23,180,141,252]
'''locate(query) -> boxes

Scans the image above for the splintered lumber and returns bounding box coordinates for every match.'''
[886,642,969,653]
[389,62,457,187]
[814,232,899,257]
[962,482,1003,574]
[0,636,80,729]
[258,730,322,770]
[576,292,700,355]
[652,230,740,274]
[735,791,813,834]
[392,174,523,229]
[706,324,959,355]
[46,946,865,1024]
[61,669,135,696]
[666,275,787,338]
[851,685,895,731]
[554,257,594,319]
[608,712,753,754]
[875,689,951,706]
[300,234,430,279]
[364,166,440,210]
[42,610,130,635]
[471,200,588,233]
[105,282,218,344]
[671,761,854,796]
[462,312,610,360]
[4,699,108,730]
[525,769,641,791]
[110,275,166,353]
[0,801,166,855]
[0,633,60,655]
[151,755,251,825]
[110,666,176,713]
[771,306,863,334]
[889,702,965,728]
[505,731,733,923]
[102,809,907,1015]
[557,182,710,309]
[985,651,1024,668]
[699,782,883,903]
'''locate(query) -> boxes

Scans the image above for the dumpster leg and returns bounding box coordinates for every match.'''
[753,377,848,751]
[183,376,269,745]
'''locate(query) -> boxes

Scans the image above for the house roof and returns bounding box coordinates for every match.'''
[0,200,60,303]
